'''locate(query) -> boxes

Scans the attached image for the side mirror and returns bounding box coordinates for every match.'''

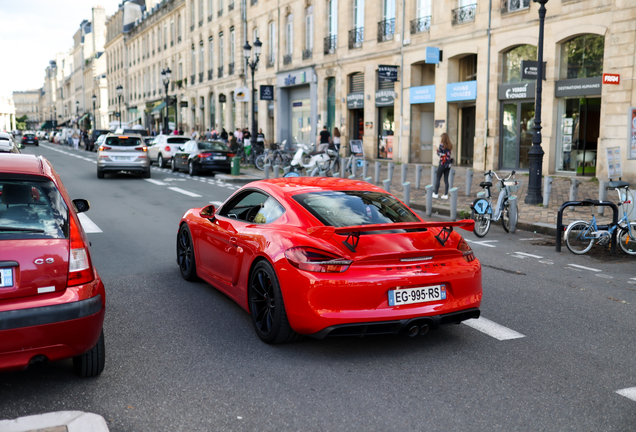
[200,204,216,220]
[73,199,90,213]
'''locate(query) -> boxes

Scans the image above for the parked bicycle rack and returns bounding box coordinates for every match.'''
[556,200,619,253]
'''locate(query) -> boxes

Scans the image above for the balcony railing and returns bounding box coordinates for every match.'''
[199,72,203,83]
[302,49,312,60]
[266,56,275,68]
[208,15,213,22]
[283,54,292,65]
[229,62,235,75]
[324,35,337,55]
[218,10,223,17]
[452,4,477,24]
[501,0,530,14]
[348,27,364,49]
[377,18,395,42]
[218,66,224,77]
[208,69,213,80]
[228,2,234,10]
[410,16,431,34]
[190,75,195,85]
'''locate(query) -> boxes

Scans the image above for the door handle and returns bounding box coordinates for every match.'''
[229,237,238,245]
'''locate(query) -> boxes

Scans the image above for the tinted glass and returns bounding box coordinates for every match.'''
[502,45,537,84]
[198,142,228,151]
[294,191,419,227]
[561,34,604,79]
[0,179,69,240]
[105,136,142,147]
[167,137,191,144]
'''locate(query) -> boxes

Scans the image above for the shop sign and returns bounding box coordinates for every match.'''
[446,81,477,102]
[498,82,536,101]
[520,60,546,80]
[425,47,441,64]
[278,68,315,87]
[629,107,636,159]
[603,73,620,85]
[378,65,399,83]
[375,90,395,107]
[606,146,622,178]
[234,87,250,102]
[410,85,435,104]
[434,119,445,128]
[347,93,364,109]
[555,77,602,97]
[260,85,274,101]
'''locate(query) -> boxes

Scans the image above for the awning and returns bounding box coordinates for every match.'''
[40,121,53,130]
[78,113,90,123]
[150,102,166,114]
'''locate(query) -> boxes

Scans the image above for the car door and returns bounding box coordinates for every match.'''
[147,136,161,161]
[176,141,194,170]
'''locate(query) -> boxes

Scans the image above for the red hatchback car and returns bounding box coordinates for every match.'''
[0,154,105,377]
[177,177,482,343]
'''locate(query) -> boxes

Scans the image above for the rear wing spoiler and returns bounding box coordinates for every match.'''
[307,220,475,252]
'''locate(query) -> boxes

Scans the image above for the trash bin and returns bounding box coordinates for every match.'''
[231,156,241,175]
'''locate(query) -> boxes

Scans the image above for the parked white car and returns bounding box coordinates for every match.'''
[147,134,192,168]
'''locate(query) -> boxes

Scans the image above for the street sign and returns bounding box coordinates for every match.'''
[603,73,620,85]
[520,60,546,80]
[425,47,441,64]
[378,65,399,83]
[260,85,274,100]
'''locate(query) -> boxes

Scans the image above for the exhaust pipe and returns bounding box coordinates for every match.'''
[408,325,420,337]
[419,323,430,336]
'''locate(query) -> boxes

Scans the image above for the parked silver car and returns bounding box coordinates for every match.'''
[96,133,150,179]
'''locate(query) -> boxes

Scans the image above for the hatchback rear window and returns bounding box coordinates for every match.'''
[0,178,68,240]
[167,137,190,144]
[293,191,419,227]
[105,137,142,147]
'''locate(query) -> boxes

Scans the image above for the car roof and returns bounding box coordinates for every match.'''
[0,132,12,139]
[105,133,144,138]
[247,177,386,198]
[0,154,52,177]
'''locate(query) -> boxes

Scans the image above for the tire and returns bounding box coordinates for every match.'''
[73,330,105,378]
[143,168,151,178]
[248,261,301,344]
[471,209,491,238]
[97,170,105,179]
[618,222,636,255]
[501,200,517,233]
[157,153,165,168]
[188,160,198,176]
[255,154,266,171]
[171,157,178,172]
[177,224,198,281]
[565,221,594,255]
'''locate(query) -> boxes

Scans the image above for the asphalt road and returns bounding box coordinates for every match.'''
[1,142,635,431]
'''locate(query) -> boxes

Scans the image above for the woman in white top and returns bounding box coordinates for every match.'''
[332,127,341,152]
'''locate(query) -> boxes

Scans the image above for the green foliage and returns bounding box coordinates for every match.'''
[562,35,604,79]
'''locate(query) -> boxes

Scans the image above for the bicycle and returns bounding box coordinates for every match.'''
[470,170,519,238]
[255,141,292,171]
[564,181,636,255]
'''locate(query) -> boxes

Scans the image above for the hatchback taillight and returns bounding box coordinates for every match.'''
[99,145,111,151]
[285,247,352,273]
[135,146,147,152]
[68,215,94,286]
[165,146,171,152]
[457,238,475,263]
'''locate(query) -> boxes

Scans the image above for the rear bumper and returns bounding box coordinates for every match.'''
[196,161,232,172]
[98,163,149,172]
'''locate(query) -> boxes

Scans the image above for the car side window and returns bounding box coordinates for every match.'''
[253,197,285,224]
[219,191,269,222]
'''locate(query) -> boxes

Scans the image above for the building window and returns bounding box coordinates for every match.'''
[305,6,314,52]
[208,0,213,19]
[502,45,537,84]
[501,0,529,14]
[191,44,196,77]
[199,41,205,82]
[328,0,337,37]
[560,34,604,80]
[209,36,214,78]
[452,1,477,25]
[268,21,276,64]
[459,54,477,81]
[219,32,224,67]
[286,14,294,55]
[199,0,204,25]
[230,27,235,65]
[411,0,431,33]
[191,0,195,29]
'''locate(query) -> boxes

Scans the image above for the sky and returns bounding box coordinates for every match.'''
[0,0,123,98]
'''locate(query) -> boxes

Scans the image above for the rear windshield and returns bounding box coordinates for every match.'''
[0,179,69,240]
[105,136,142,147]
[167,137,190,144]
[123,129,148,136]
[198,142,228,151]
[293,191,419,227]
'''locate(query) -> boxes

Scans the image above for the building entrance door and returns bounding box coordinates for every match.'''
[460,106,475,166]
[500,101,534,170]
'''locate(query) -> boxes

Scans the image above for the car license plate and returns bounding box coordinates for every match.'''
[388,284,446,306]
[213,155,226,160]
[111,156,132,161]
[0,268,14,288]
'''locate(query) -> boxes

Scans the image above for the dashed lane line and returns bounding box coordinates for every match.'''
[567,264,602,272]
[513,252,543,259]
[78,213,103,233]
[144,179,168,186]
[168,187,202,197]
[462,317,525,341]
[465,239,498,248]
[616,388,636,402]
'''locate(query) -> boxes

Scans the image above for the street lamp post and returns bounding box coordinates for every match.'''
[243,38,262,150]
[116,85,123,129]
[161,68,172,134]
[525,0,548,205]
[92,94,97,130]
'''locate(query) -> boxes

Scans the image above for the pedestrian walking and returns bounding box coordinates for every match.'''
[433,133,453,199]
[257,128,266,147]
[319,125,331,145]
[204,128,212,140]
[220,128,228,141]
[332,127,341,152]
[228,133,238,151]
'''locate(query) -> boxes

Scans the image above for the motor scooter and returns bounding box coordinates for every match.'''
[289,142,331,176]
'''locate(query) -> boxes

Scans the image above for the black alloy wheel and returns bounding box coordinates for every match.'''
[177,224,198,281]
[188,160,198,176]
[248,261,300,344]
[171,157,178,172]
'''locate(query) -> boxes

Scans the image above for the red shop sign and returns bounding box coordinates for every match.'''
[603,73,620,85]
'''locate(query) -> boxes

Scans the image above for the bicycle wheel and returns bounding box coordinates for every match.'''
[618,222,636,255]
[565,221,594,255]
[471,209,491,238]
[501,200,517,233]
[255,154,266,171]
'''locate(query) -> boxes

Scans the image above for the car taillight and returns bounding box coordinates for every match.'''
[68,215,94,286]
[99,145,111,151]
[285,247,352,273]
[165,146,171,152]
[227,153,235,157]
[135,146,147,152]
[198,152,212,158]
[457,238,475,263]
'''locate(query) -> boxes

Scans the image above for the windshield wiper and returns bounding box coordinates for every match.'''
[0,226,45,233]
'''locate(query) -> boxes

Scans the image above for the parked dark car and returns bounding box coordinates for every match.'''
[171,140,233,176]
[88,130,110,152]
[21,133,38,146]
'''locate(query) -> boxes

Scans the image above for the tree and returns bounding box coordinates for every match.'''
[15,115,28,131]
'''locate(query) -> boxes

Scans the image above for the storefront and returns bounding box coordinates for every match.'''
[498,82,535,170]
[409,85,435,163]
[347,72,365,151]
[276,67,317,146]
[446,80,477,166]
[376,90,395,159]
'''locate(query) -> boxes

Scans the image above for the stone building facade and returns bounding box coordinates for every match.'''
[12,90,41,130]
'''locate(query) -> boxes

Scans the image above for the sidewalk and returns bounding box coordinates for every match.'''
[236,162,625,236]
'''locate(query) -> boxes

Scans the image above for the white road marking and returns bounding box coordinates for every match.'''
[513,252,543,259]
[518,238,540,241]
[567,264,602,272]
[616,388,636,402]
[465,239,498,248]
[631,278,636,281]
[628,281,636,285]
[78,213,103,233]
[595,274,614,279]
[538,260,554,265]
[168,187,202,197]
[462,317,525,341]
[144,179,168,186]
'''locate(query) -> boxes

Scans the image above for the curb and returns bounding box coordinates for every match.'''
[0,411,109,432]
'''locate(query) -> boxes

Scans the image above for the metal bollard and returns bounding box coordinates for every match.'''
[351,157,358,178]
[283,166,291,175]
[509,196,518,233]
[383,179,391,192]
[401,164,407,185]
[403,182,411,207]
[449,168,456,189]
[340,158,346,178]
[569,178,580,202]
[465,169,473,196]
[273,165,280,178]
[431,165,437,189]
[264,163,270,180]
[374,161,381,184]
[598,181,607,215]
[387,162,394,183]
[349,174,356,179]
[450,187,458,220]
[362,160,369,179]
[425,184,433,217]
[543,176,553,207]
[415,165,423,189]
[364,176,373,183]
